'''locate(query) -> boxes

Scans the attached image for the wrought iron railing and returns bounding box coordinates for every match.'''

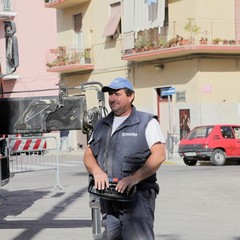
[46,47,92,68]
[123,18,240,55]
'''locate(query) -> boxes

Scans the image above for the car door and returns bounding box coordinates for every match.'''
[219,126,237,156]
[232,126,240,156]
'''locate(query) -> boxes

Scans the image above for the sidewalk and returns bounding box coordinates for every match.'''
[59,148,184,166]
[164,153,185,165]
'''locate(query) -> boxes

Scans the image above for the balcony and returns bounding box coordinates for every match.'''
[122,19,240,62]
[46,47,94,74]
[0,0,16,19]
[44,0,90,9]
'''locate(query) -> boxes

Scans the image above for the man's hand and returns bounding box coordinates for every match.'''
[83,145,109,190]
[115,142,165,194]
[93,169,109,190]
[116,176,138,194]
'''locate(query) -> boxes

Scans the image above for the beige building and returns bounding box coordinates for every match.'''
[45,0,240,149]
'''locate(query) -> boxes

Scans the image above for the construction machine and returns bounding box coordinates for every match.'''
[0,20,105,239]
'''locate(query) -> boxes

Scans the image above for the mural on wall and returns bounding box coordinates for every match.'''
[179,109,190,139]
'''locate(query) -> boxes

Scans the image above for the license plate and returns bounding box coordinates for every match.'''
[184,152,196,156]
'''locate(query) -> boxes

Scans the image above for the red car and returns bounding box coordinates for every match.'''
[178,124,240,166]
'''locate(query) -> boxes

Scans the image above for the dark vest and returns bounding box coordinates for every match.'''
[89,106,158,186]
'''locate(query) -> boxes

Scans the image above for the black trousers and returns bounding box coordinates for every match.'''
[100,188,157,240]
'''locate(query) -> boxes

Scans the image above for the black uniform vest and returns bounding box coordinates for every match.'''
[89,106,158,186]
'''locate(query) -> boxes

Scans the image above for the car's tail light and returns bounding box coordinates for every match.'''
[202,143,209,149]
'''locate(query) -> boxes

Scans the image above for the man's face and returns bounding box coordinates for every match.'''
[108,89,134,116]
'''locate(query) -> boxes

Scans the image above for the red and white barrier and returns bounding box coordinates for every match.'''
[7,135,63,190]
[8,137,47,153]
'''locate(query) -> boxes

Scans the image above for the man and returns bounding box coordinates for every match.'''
[83,77,166,240]
[59,130,71,152]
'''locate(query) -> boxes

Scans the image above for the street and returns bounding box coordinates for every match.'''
[0,151,240,240]
[156,162,240,240]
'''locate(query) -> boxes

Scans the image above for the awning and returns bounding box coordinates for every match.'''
[122,0,165,33]
[102,3,121,37]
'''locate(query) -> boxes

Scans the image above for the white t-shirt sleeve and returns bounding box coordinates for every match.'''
[145,118,166,148]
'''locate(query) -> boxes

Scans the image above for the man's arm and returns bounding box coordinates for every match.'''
[83,145,109,189]
[116,142,166,193]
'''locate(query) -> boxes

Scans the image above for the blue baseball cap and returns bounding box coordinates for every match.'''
[102,77,134,92]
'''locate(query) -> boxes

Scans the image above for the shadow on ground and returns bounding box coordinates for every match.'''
[0,187,91,240]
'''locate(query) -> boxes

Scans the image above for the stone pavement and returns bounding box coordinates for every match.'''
[0,149,184,240]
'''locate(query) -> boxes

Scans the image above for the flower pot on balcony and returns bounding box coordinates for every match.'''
[200,40,207,45]
[229,40,236,45]
[83,49,92,63]
[200,37,207,45]
[212,38,222,45]
[85,58,91,64]
[223,39,229,45]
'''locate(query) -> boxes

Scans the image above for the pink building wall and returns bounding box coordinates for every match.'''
[3,0,59,97]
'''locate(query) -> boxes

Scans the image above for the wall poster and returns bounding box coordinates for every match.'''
[179,109,190,139]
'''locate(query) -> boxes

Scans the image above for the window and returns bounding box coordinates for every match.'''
[220,126,234,139]
[2,0,11,11]
[73,13,82,49]
[186,126,214,139]
[102,2,121,38]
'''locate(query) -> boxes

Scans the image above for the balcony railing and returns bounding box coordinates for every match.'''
[122,19,240,60]
[45,0,90,9]
[46,47,94,73]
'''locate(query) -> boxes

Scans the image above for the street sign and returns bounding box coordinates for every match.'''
[161,87,176,97]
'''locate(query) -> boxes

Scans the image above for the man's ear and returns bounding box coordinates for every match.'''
[129,93,135,103]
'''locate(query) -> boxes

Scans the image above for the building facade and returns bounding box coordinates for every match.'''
[45,0,240,148]
[0,0,58,98]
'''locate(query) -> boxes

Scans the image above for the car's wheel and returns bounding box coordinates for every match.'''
[210,149,226,166]
[183,157,197,166]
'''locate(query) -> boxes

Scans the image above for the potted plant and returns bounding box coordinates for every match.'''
[229,40,236,45]
[158,38,167,48]
[222,39,229,45]
[70,51,81,64]
[134,36,147,52]
[199,30,208,45]
[212,38,222,45]
[184,18,201,44]
[199,37,208,45]
[176,35,185,45]
[83,49,91,63]
[167,37,178,47]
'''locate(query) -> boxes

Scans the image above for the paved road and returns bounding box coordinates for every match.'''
[156,162,240,240]
[0,150,240,240]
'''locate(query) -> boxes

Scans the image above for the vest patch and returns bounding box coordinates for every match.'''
[122,132,138,137]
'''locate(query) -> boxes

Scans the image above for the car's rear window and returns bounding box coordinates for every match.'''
[185,126,214,139]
